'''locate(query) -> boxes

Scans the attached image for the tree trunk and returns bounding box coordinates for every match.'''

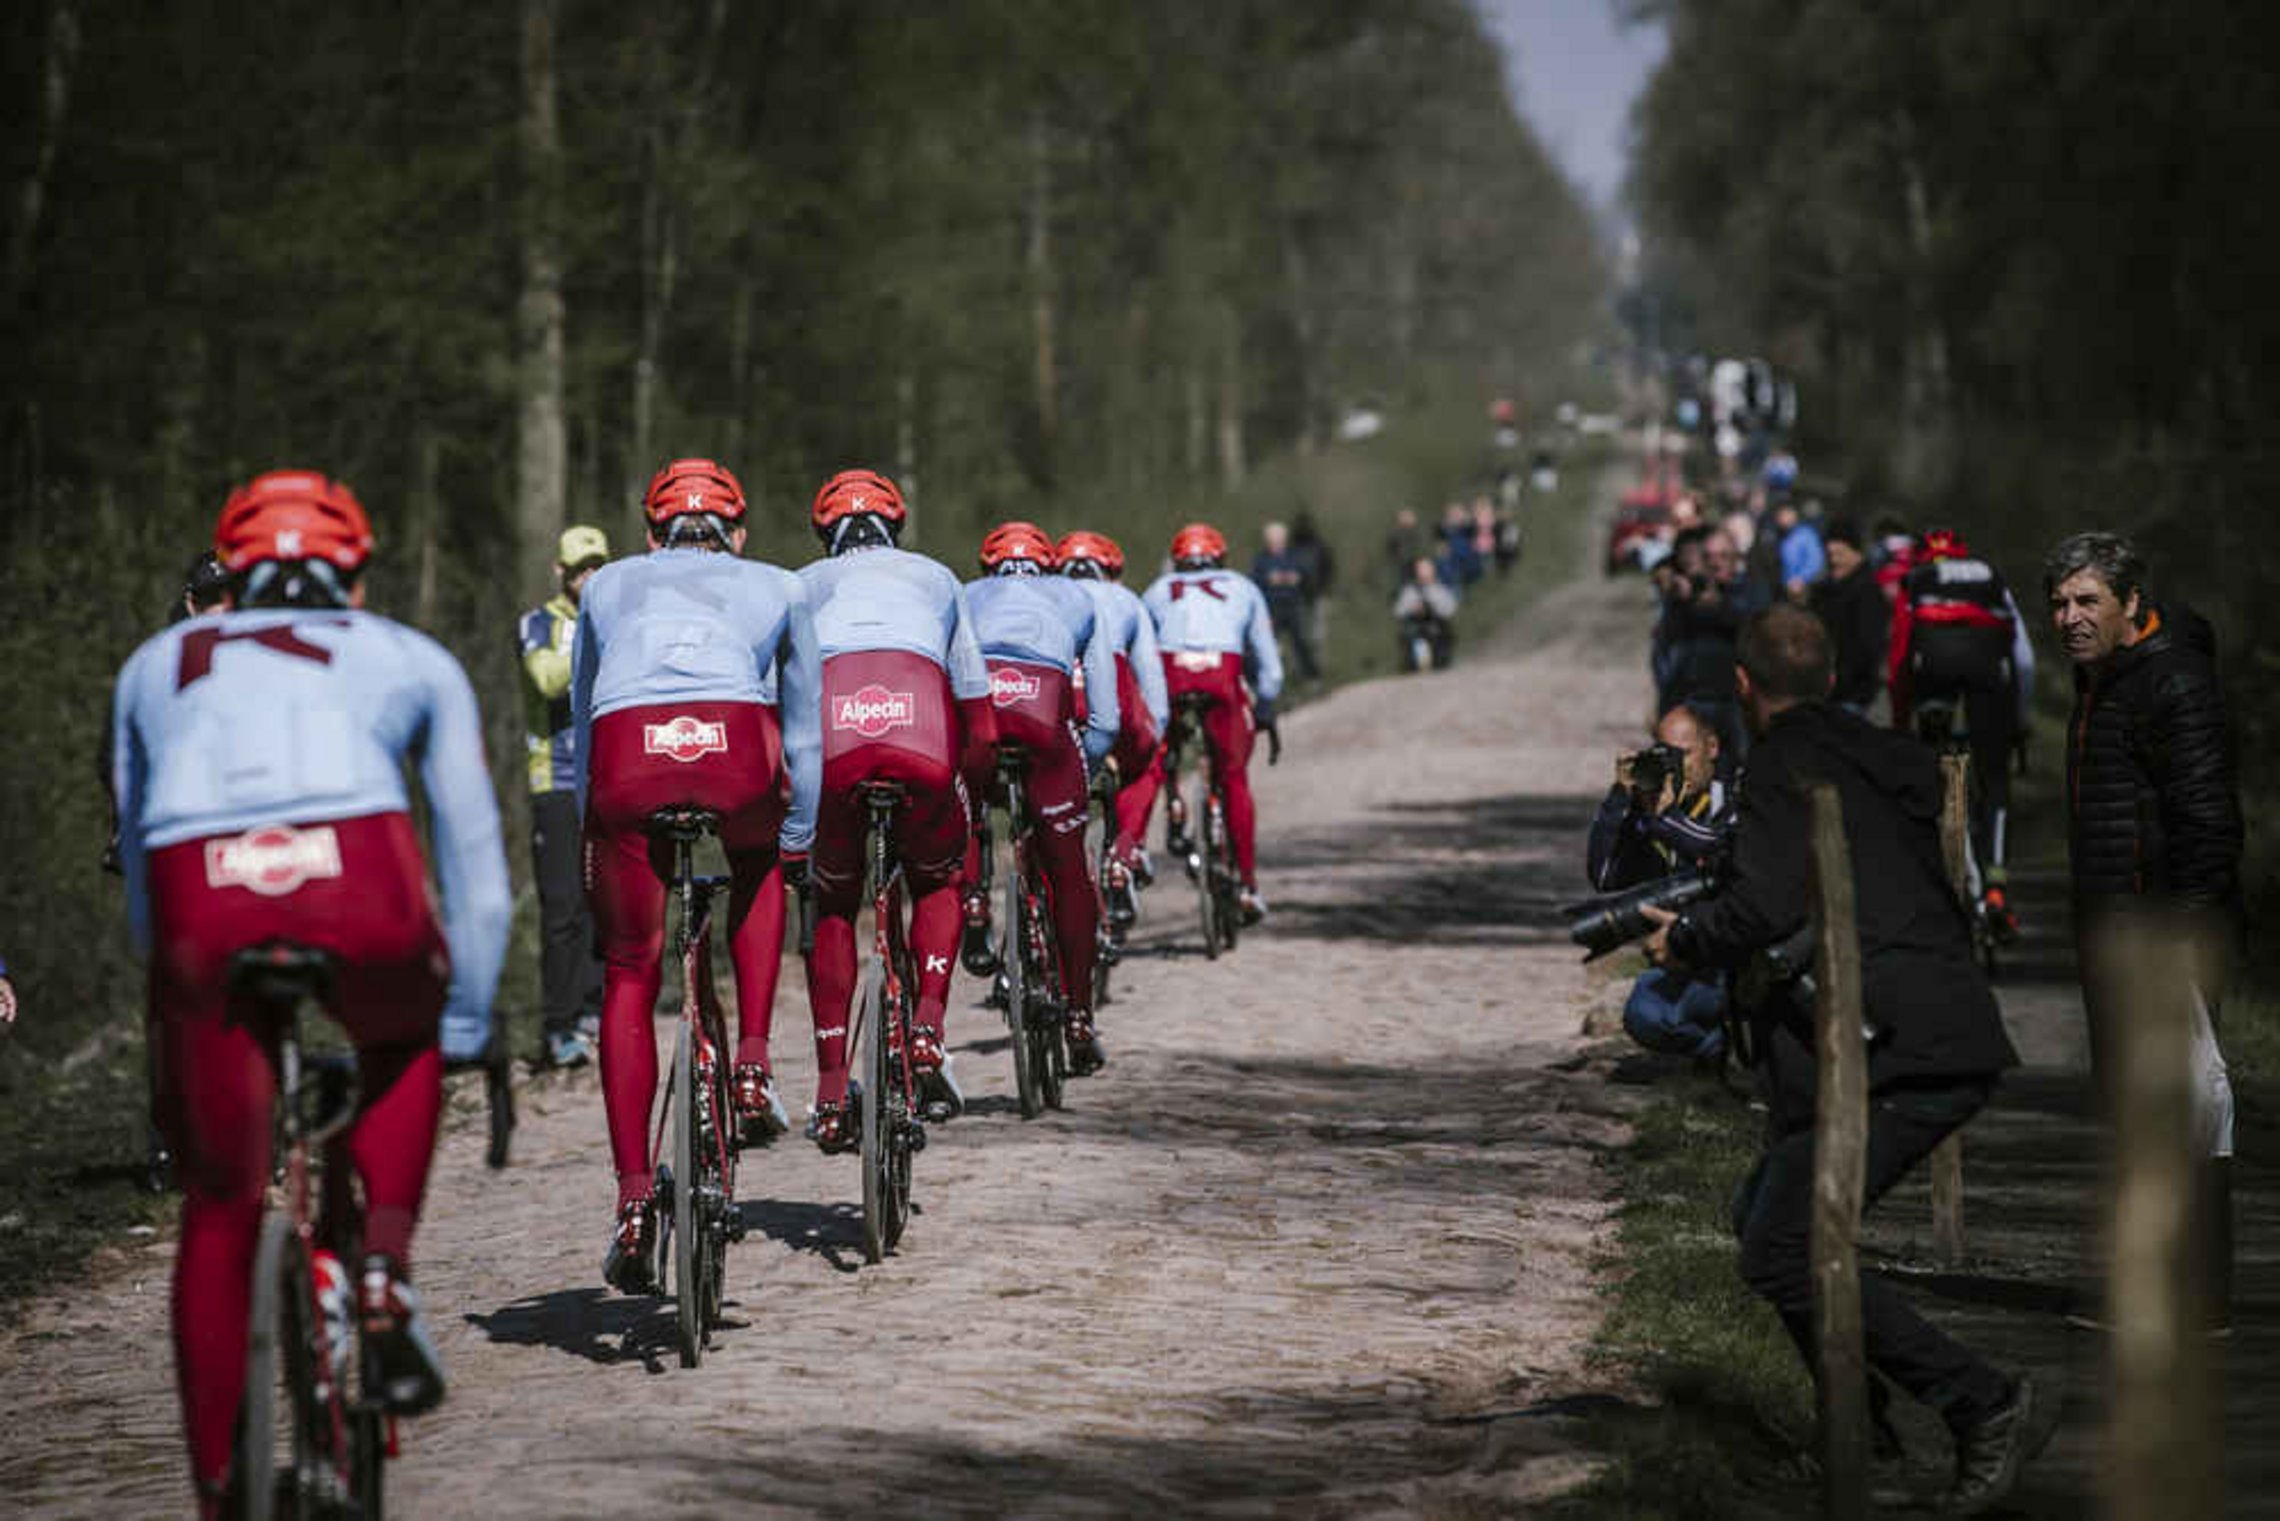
[414,423,442,628]
[1893,111,1953,500]
[1027,105,1058,480]
[1185,362,1208,479]
[3,0,80,321]
[516,0,568,600]
[1284,227,1320,456]
[1808,782,1870,1521]
[724,276,752,465]
[1216,305,1246,486]
[896,367,918,534]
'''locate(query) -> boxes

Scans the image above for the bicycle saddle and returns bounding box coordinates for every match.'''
[855,780,908,806]
[646,805,722,842]
[228,941,337,1004]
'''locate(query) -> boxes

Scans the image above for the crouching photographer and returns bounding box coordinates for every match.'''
[1583,703,1734,1063]
[1639,605,2047,1511]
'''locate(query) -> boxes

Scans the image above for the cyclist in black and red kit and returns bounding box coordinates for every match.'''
[1888,528,2036,938]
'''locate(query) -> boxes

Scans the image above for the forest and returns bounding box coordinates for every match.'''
[0,0,1603,1082]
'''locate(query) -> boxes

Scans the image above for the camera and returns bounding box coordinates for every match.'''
[1562,870,1715,961]
[1629,740,1689,807]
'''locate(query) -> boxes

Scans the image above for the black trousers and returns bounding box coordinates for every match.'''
[531,788,603,1038]
[1734,1078,2012,1429]
[1269,601,1320,681]
[1908,624,2016,874]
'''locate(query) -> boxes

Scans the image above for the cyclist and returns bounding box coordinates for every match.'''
[1888,527,2036,938]
[961,521,1120,1072]
[1055,528,1168,925]
[571,457,820,1293]
[111,469,512,1517]
[795,468,998,1146]
[1112,522,1285,924]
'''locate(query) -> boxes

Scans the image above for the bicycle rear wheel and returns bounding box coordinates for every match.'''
[669,1023,701,1368]
[239,1215,322,1521]
[859,960,892,1263]
[1193,786,1221,960]
[1023,886,1066,1112]
[1004,862,1042,1119]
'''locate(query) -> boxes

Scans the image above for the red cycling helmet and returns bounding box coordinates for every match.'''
[979,521,1058,572]
[213,470,375,573]
[811,468,908,532]
[643,457,747,528]
[1169,522,1227,567]
[1920,527,1969,562]
[1055,530,1124,578]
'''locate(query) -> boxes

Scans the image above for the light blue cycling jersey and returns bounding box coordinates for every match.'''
[570,545,822,849]
[798,545,991,701]
[111,608,513,1059]
[1140,568,1286,703]
[1077,579,1170,732]
[964,573,1120,767]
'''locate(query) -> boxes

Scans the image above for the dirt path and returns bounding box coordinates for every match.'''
[0,479,1657,1519]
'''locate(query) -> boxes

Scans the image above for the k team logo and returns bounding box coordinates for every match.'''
[832,684,916,739]
[205,824,344,897]
[991,667,1042,707]
[643,714,730,763]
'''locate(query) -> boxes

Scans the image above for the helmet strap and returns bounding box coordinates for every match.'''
[824,514,897,555]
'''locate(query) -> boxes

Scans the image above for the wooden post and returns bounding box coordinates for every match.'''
[1930,751,1972,1266]
[2102,913,2216,1520]
[1808,781,1869,1521]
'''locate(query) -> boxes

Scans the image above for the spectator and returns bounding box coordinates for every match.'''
[1289,510,1336,664]
[172,551,230,623]
[1657,527,1765,757]
[1392,557,1457,670]
[2046,530,2239,1328]
[1586,705,1734,1062]
[0,952,16,1026]
[1251,520,1321,684]
[1439,502,1483,588]
[518,524,612,1070]
[1810,516,1887,713]
[1772,497,1826,598]
[1651,525,1712,703]
[1643,605,2042,1511]
[1384,507,1425,593]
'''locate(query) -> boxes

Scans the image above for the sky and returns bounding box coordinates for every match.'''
[1475,0,1668,215]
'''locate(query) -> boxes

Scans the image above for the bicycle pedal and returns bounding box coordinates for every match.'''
[907,1121,928,1153]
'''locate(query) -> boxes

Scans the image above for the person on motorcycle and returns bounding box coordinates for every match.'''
[1112,523,1285,924]
[962,523,1120,1073]
[795,469,998,1143]
[1056,529,1168,927]
[1888,527,2035,939]
[113,470,512,1515]
[571,458,820,1292]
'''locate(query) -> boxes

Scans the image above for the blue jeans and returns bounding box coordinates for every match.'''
[1623,968,1727,1060]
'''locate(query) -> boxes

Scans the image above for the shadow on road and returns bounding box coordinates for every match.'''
[463,1287,679,1372]
[736,1196,866,1273]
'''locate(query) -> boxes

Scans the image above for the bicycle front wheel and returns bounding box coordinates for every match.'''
[1004,863,1042,1119]
[670,1023,701,1368]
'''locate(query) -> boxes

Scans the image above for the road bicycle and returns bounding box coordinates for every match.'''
[972,745,1068,1119]
[1913,699,2001,980]
[644,805,744,1368]
[1088,765,1124,1010]
[229,942,390,1521]
[1161,692,1242,959]
[848,782,929,1262]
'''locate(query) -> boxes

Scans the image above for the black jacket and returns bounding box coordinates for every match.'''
[1810,566,1889,709]
[1670,702,2016,1122]
[2065,603,2242,911]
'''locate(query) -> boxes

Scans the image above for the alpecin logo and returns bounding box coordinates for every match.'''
[832,684,916,739]
[643,714,729,763]
[204,824,344,897]
[991,666,1042,707]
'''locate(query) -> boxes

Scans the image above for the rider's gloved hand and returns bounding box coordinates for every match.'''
[1266,723,1283,766]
